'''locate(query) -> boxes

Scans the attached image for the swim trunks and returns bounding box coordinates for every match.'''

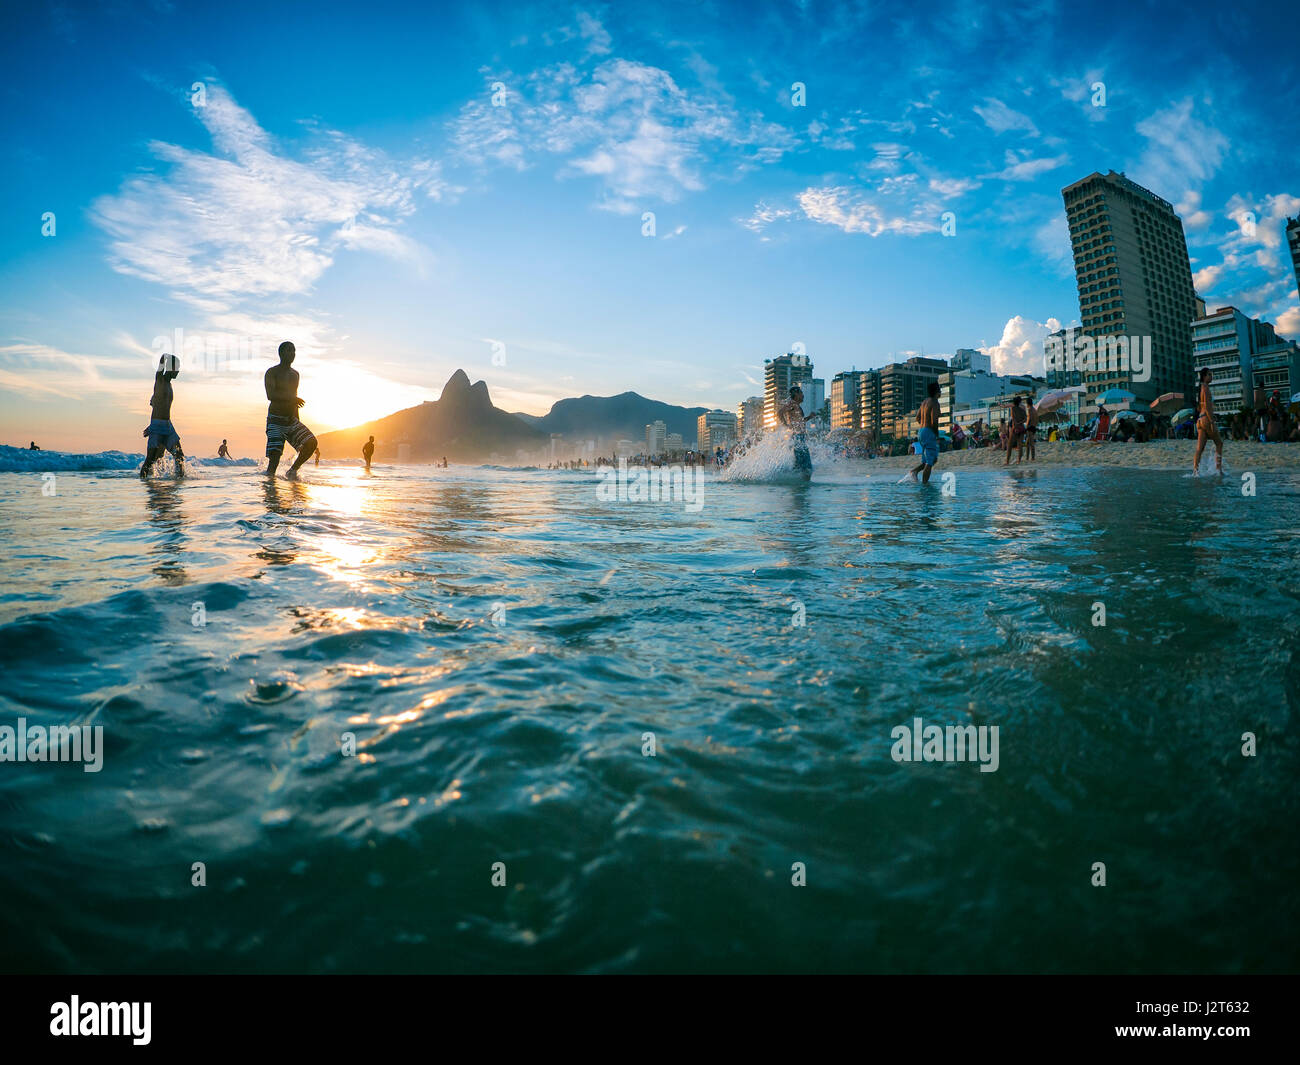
[265,414,317,457]
[143,419,182,454]
[919,426,939,467]
[793,432,812,473]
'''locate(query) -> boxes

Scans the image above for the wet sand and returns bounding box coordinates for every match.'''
[867,439,1300,472]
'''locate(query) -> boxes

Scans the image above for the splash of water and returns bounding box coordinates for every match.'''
[719,429,842,482]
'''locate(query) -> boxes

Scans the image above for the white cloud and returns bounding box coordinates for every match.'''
[987,149,1069,181]
[973,98,1038,136]
[980,315,1061,376]
[1132,99,1228,198]
[1176,190,1212,231]
[451,58,794,213]
[796,186,940,237]
[92,85,437,308]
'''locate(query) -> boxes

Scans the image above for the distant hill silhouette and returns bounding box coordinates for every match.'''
[516,392,708,444]
[316,370,546,462]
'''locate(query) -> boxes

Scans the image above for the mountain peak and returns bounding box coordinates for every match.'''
[442,368,472,396]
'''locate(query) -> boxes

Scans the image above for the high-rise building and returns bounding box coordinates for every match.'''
[1288,216,1300,304]
[1251,340,1300,407]
[1191,306,1282,416]
[644,420,666,456]
[857,370,883,437]
[697,410,738,452]
[951,348,992,373]
[1044,328,1083,389]
[878,356,948,437]
[1062,170,1199,405]
[763,352,813,430]
[830,371,868,429]
[808,378,825,420]
[737,396,764,438]
[664,432,684,455]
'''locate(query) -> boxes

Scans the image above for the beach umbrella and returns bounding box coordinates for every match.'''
[1113,409,1144,421]
[1171,407,1195,423]
[1096,387,1136,405]
[1034,388,1077,414]
[1151,392,1184,415]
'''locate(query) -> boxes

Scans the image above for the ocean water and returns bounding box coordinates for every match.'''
[0,460,1297,973]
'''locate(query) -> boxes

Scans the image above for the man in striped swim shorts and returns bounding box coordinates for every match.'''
[264,340,317,480]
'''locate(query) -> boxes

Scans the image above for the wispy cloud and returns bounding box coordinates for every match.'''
[451,55,794,213]
[92,85,437,309]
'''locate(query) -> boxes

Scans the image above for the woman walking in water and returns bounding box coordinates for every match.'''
[1192,367,1223,476]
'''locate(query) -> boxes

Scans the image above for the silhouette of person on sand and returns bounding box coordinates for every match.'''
[363,436,375,471]
[140,353,185,479]
[264,341,317,480]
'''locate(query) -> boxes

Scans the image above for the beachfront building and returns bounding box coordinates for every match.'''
[645,420,666,457]
[763,352,813,430]
[614,438,639,458]
[857,370,883,437]
[736,396,764,439]
[697,409,738,453]
[937,367,1041,432]
[1062,170,1199,407]
[1288,216,1300,304]
[664,432,684,457]
[808,378,825,420]
[1251,341,1300,406]
[1044,328,1083,390]
[875,356,948,437]
[830,371,868,429]
[951,348,992,373]
[1190,306,1284,416]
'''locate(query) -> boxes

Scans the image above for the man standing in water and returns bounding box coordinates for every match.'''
[140,353,185,479]
[902,381,941,483]
[1193,366,1224,475]
[218,439,232,459]
[264,341,317,480]
[777,384,812,480]
[363,436,375,471]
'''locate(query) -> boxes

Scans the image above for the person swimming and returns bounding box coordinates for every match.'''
[264,341,317,480]
[140,353,185,479]
[1193,367,1223,475]
[777,384,812,480]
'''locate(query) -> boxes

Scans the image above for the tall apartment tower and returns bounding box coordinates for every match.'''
[763,352,813,430]
[1288,216,1300,304]
[1061,170,1198,405]
[878,356,948,436]
[830,370,868,429]
[737,396,764,438]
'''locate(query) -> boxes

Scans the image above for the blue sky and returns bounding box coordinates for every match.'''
[2,0,1297,454]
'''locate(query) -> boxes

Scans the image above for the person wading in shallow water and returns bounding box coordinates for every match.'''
[902,380,941,484]
[140,353,185,479]
[264,340,317,480]
[363,436,375,472]
[1192,366,1224,476]
[777,384,812,480]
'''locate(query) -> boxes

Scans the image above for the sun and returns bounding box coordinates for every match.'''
[302,362,428,431]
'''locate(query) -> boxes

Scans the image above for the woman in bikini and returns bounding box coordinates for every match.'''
[1192,367,1223,475]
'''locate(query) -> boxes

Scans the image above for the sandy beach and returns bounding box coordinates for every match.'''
[865,439,1300,472]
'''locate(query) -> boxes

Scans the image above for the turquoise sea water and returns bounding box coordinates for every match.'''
[0,463,1297,973]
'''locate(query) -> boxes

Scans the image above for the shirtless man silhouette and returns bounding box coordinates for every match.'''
[264,341,317,480]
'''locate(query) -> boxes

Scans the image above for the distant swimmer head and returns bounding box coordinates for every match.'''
[278,340,296,365]
[158,352,180,375]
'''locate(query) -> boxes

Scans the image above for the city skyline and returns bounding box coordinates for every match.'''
[2,0,1298,457]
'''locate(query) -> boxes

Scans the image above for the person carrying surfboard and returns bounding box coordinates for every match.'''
[777,385,812,480]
